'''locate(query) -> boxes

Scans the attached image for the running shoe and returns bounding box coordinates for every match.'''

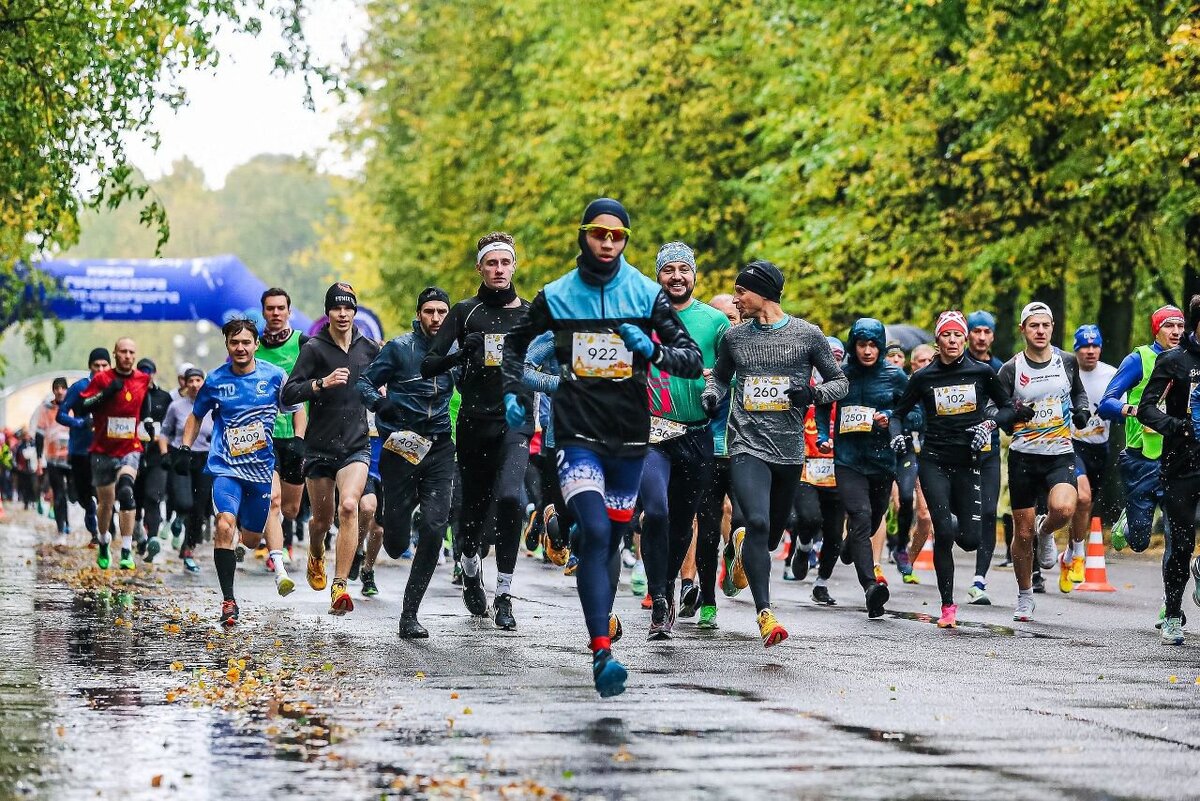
[118,549,135,570]
[170,516,183,546]
[349,551,364,582]
[564,554,579,576]
[398,615,429,639]
[1013,594,1036,622]
[220,599,239,628]
[284,545,294,565]
[451,563,463,585]
[998,555,1013,568]
[621,547,637,569]
[902,571,921,585]
[1192,556,1200,607]
[697,605,718,629]
[592,648,628,698]
[730,528,749,590]
[719,546,741,597]
[144,536,161,563]
[791,551,810,581]
[88,534,100,549]
[462,571,489,617]
[811,585,836,606]
[895,550,913,580]
[543,530,570,567]
[544,504,561,547]
[1069,555,1086,584]
[329,579,353,615]
[640,592,653,610]
[1110,509,1128,551]
[609,614,623,643]
[361,568,379,597]
[873,564,888,586]
[839,537,854,565]
[937,603,958,629]
[96,543,111,570]
[1155,606,1187,628]
[135,534,147,556]
[866,582,889,619]
[522,504,539,552]
[1161,616,1185,646]
[630,560,648,596]
[757,608,788,647]
[1035,516,1057,569]
[648,597,670,641]
[307,553,327,591]
[1032,572,1046,594]
[235,543,247,563]
[400,547,414,560]
[254,546,268,561]
[967,584,991,605]
[1058,550,1074,594]
[494,593,517,630]
[810,541,821,569]
[678,581,700,618]
[782,565,796,581]
[275,572,296,597]
[182,550,200,574]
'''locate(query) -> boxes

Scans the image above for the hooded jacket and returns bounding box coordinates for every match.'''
[357,320,456,438]
[818,318,920,477]
[282,324,381,457]
[1137,332,1200,480]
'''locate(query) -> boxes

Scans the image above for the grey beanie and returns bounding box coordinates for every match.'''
[656,241,696,273]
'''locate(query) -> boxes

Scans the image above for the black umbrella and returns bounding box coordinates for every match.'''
[885,324,934,351]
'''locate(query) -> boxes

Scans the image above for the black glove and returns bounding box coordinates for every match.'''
[377,402,404,429]
[460,332,485,363]
[786,380,814,412]
[107,375,125,395]
[172,446,191,475]
[1072,409,1092,430]
[1013,402,1036,423]
[143,419,156,438]
[701,392,720,419]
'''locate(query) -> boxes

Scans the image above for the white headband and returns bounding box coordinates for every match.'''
[477,242,516,264]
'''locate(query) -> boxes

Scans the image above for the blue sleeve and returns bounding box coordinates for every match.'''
[1098,352,1142,421]
[56,384,87,429]
[192,380,217,421]
[357,340,396,411]
[1192,386,1200,439]
[523,333,560,395]
[816,406,832,443]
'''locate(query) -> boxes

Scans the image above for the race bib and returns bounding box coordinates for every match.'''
[839,405,874,433]
[933,384,977,416]
[137,421,152,442]
[572,333,633,379]
[1027,398,1066,430]
[367,410,378,438]
[803,456,836,487]
[226,421,268,458]
[384,430,433,465]
[107,416,137,440]
[743,376,791,412]
[484,333,505,367]
[649,417,687,444]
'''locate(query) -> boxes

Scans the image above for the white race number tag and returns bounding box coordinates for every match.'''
[226,421,268,458]
[1028,399,1066,429]
[933,384,977,416]
[649,417,687,444]
[743,376,791,412]
[384,430,433,465]
[572,333,633,379]
[484,333,505,367]
[107,416,137,440]
[839,405,875,433]
[802,457,836,487]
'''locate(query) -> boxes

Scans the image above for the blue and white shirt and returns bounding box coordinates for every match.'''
[193,361,294,484]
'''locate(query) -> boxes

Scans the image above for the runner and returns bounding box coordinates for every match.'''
[73,338,152,570]
[1069,324,1117,587]
[133,358,172,562]
[181,319,297,626]
[964,310,1004,603]
[256,288,310,566]
[160,367,212,573]
[820,317,918,618]
[997,302,1091,618]
[357,287,458,638]
[892,311,1015,628]
[421,232,533,630]
[57,348,108,545]
[282,282,380,615]
[640,241,730,639]
[702,259,847,645]
[1137,296,1200,644]
[500,197,702,696]
[32,378,73,543]
[1097,305,1185,555]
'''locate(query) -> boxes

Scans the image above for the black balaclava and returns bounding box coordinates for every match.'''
[577,198,630,287]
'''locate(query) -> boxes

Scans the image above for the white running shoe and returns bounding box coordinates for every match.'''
[1013,594,1036,622]
[1035,515,1057,569]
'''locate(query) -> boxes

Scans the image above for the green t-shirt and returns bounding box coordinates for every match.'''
[257,331,303,439]
[648,299,730,424]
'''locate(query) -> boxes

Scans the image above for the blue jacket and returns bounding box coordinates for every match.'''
[819,318,920,477]
[522,331,560,448]
[357,321,456,438]
[1098,342,1164,421]
[57,375,93,456]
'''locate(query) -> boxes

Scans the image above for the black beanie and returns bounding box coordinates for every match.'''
[576,198,631,287]
[87,347,111,367]
[136,358,157,375]
[580,197,630,228]
[416,286,450,311]
[325,282,357,313]
[735,260,785,303]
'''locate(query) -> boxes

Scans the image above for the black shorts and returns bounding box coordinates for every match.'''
[303,448,371,481]
[1008,450,1076,511]
[363,474,381,498]
[274,437,306,486]
[1073,440,1108,490]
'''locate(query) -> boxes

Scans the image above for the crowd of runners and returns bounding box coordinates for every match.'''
[21,197,1200,697]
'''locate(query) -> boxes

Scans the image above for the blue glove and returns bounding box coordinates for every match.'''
[504,393,526,429]
[617,323,656,360]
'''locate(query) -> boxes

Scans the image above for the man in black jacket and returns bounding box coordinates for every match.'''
[357,287,457,638]
[134,358,173,562]
[1136,294,1200,646]
[282,283,381,615]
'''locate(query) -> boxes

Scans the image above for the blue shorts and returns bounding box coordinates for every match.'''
[556,445,644,523]
[211,475,272,534]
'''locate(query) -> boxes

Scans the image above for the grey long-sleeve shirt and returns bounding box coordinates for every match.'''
[703,316,848,464]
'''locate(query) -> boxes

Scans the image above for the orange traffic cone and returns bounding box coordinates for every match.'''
[913,534,935,571]
[1076,517,1116,593]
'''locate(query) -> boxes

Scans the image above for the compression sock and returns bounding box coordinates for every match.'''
[213,548,237,601]
[496,572,513,596]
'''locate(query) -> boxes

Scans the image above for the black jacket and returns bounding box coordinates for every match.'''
[357,321,456,438]
[282,325,381,457]
[1137,333,1200,479]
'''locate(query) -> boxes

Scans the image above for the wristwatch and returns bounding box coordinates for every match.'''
[314,377,325,391]
[1122,403,1136,417]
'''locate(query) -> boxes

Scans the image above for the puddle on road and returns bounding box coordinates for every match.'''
[885,610,1072,639]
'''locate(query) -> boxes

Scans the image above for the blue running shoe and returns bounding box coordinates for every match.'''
[592,649,628,698]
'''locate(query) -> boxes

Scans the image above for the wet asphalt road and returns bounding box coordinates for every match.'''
[2,511,1199,801]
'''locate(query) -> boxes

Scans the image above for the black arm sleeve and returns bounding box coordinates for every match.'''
[1137,358,1180,437]
[501,294,551,396]
[648,291,702,378]
[281,342,321,406]
[420,304,465,378]
[984,370,1015,430]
